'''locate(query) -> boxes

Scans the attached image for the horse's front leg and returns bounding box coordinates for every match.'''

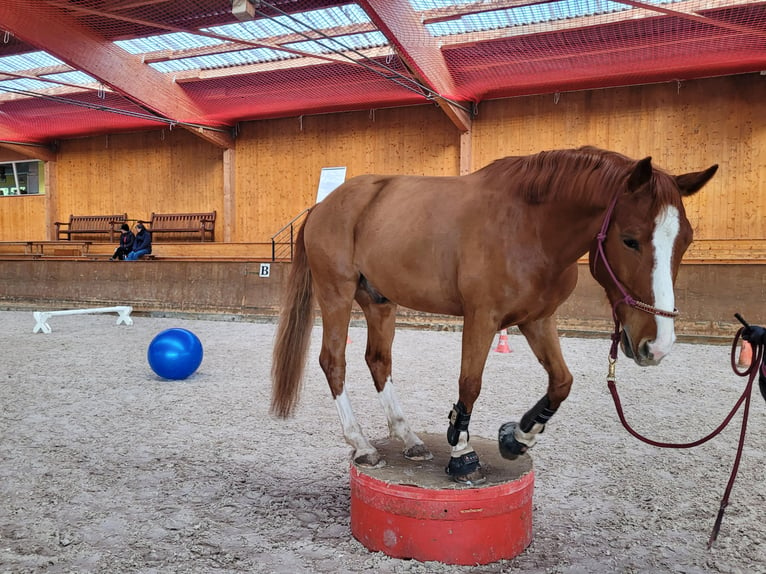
[446,317,496,484]
[499,316,573,460]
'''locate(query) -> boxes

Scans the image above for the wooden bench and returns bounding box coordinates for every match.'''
[139,211,216,242]
[28,241,92,257]
[55,213,127,242]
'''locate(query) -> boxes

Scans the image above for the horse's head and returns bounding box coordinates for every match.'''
[590,157,718,366]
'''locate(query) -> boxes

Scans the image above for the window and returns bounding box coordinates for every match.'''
[0,160,44,196]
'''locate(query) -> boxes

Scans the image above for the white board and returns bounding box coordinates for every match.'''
[316,166,347,203]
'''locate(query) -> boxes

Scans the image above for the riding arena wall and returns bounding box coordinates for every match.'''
[0,73,763,338]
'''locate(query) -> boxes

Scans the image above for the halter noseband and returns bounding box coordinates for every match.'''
[592,187,680,322]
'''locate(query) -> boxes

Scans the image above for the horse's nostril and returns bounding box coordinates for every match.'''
[640,340,653,360]
[644,340,667,363]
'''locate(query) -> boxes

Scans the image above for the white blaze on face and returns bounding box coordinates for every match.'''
[648,205,680,360]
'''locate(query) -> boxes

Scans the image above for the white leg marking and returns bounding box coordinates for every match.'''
[334,389,376,458]
[378,378,426,451]
[451,430,474,457]
[650,205,679,360]
[513,422,545,448]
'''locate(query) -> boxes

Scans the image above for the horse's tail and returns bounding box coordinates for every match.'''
[271,215,314,418]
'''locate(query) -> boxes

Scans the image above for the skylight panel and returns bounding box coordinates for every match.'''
[207,4,373,40]
[292,4,372,28]
[424,0,633,36]
[210,17,297,38]
[0,77,49,92]
[0,51,64,72]
[283,31,388,55]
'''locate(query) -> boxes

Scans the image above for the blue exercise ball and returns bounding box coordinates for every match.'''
[147,328,203,380]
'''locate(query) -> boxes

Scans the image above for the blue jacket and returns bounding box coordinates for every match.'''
[132,228,152,253]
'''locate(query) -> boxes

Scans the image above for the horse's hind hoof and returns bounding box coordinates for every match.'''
[354,451,385,469]
[498,421,527,460]
[403,443,433,461]
[445,451,486,485]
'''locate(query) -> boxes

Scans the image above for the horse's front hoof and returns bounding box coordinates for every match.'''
[498,421,527,460]
[403,443,433,461]
[449,468,486,485]
[445,451,486,485]
[354,450,385,468]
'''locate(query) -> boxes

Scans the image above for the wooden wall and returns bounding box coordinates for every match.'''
[0,194,48,241]
[232,105,459,241]
[54,129,225,229]
[471,74,766,257]
[0,73,763,255]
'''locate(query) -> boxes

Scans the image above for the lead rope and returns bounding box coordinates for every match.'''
[607,324,763,548]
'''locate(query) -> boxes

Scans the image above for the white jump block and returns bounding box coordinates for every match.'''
[33,306,133,334]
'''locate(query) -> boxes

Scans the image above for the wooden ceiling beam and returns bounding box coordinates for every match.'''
[0,141,57,162]
[358,0,472,133]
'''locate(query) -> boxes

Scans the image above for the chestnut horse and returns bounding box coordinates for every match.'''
[271,146,717,484]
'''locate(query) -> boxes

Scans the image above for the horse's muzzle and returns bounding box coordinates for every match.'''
[621,329,663,367]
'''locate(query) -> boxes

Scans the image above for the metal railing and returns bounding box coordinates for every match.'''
[270,208,309,261]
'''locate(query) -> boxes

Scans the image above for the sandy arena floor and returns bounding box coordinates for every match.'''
[1,310,764,573]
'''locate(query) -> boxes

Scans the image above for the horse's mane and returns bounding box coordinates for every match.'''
[477,146,681,213]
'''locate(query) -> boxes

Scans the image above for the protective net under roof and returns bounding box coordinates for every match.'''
[0,0,764,146]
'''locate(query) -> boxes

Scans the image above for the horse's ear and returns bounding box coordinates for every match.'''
[627,156,653,192]
[675,164,718,196]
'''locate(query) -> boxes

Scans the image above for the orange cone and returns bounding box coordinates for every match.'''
[737,340,752,368]
[494,329,512,354]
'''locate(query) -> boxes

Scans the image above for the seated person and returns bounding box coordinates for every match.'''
[126,222,152,260]
[110,223,134,261]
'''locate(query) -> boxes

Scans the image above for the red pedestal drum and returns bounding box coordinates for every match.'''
[350,434,534,566]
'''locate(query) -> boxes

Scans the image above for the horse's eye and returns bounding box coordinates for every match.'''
[623,238,640,251]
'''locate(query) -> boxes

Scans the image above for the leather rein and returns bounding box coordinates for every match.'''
[592,186,762,548]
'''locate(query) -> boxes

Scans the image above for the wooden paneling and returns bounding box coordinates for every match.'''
[0,149,34,162]
[471,74,766,243]
[0,195,47,241]
[54,129,224,229]
[233,105,460,242]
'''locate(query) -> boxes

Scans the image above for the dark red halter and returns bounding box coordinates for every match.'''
[590,186,680,362]
[591,187,679,322]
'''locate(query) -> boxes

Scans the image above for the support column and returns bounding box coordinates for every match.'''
[459,130,472,175]
[223,148,236,242]
[45,160,58,241]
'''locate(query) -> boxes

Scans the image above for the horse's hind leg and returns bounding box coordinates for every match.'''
[499,315,573,459]
[315,282,382,467]
[355,288,432,461]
